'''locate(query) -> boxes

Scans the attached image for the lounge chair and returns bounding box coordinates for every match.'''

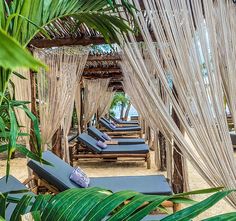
[76,133,151,168]
[0,175,167,220]
[0,175,35,220]
[230,131,236,148]
[99,118,141,132]
[102,117,138,128]
[28,151,171,195]
[99,118,143,138]
[109,115,139,125]
[88,126,145,145]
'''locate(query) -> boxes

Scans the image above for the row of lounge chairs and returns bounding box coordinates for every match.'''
[88,126,145,144]
[1,117,173,220]
[99,117,142,137]
[73,126,151,169]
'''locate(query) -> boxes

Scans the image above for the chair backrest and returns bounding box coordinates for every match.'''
[88,126,106,142]
[99,118,113,130]
[0,176,35,220]
[27,151,78,191]
[77,133,102,153]
[109,115,119,123]
[101,117,111,124]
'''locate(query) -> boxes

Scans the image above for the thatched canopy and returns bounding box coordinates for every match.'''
[84,51,122,91]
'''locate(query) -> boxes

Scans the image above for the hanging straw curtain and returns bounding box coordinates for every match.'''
[97,87,115,119]
[213,1,236,131]
[61,50,88,163]
[75,82,82,134]
[117,0,236,206]
[11,69,31,149]
[35,47,89,151]
[83,78,110,129]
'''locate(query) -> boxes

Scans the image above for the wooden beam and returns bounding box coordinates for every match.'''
[87,55,121,61]
[109,81,123,86]
[83,67,120,73]
[29,32,156,48]
[82,72,122,79]
[30,37,108,48]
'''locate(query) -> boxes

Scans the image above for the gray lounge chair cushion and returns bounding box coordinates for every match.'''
[90,176,172,195]
[102,117,139,128]
[78,133,149,154]
[0,176,34,220]
[88,126,145,144]
[230,132,236,146]
[27,151,172,195]
[109,116,139,125]
[99,119,141,131]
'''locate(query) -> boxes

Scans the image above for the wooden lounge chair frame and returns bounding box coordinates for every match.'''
[24,174,180,212]
[71,143,151,169]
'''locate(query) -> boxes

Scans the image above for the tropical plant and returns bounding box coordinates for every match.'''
[0,0,134,175]
[110,92,130,119]
[1,187,235,221]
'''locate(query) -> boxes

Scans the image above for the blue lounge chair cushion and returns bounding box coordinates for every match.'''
[99,119,141,131]
[88,126,145,144]
[102,132,111,141]
[78,133,149,154]
[230,132,236,146]
[102,117,139,128]
[27,151,172,195]
[109,116,139,125]
[0,176,35,220]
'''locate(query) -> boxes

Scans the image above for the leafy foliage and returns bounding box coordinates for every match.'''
[0,94,51,176]
[110,92,130,118]
[1,187,234,221]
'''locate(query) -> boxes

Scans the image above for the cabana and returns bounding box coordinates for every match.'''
[11,0,236,212]
[11,3,194,198]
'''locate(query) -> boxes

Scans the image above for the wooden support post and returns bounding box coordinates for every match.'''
[29,70,37,153]
[172,87,184,194]
[80,87,84,132]
[52,127,63,158]
[159,132,167,171]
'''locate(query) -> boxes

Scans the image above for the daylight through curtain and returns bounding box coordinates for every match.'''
[118,0,236,206]
[35,47,89,153]
[83,78,110,129]
[97,87,115,119]
[11,69,31,149]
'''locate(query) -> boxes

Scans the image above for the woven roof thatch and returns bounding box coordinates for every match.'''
[83,51,122,91]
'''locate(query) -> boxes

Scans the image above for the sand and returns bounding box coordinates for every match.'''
[0,151,235,220]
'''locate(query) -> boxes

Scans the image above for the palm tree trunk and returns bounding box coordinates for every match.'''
[120,103,125,119]
[124,102,131,121]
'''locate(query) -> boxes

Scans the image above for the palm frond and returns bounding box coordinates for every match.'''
[1,187,233,221]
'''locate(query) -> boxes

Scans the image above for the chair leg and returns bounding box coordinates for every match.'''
[146,153,151,169]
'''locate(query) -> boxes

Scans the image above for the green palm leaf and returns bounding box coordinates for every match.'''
[162,190,235,221]
[0,28,44,71]
[202,212,236,221]
[3,187,234,221]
